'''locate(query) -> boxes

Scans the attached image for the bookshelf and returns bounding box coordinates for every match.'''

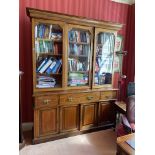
[27,8,122,144]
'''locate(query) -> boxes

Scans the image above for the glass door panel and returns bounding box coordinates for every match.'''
[34,22,63,89]
[67,28,91,87]
[94,31,115,86]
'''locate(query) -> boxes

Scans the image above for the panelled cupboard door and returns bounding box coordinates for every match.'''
[93,28,117,88]
[34,106,59,138]
[60,105,80,132]
[32,19,66,93]
[67,24,93,89]
[80,103,97,130]
[98,102,114,126]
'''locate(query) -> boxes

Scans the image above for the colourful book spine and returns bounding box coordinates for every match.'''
[39,59,53,73]
[46,61,57,74]
[36,58,48,72]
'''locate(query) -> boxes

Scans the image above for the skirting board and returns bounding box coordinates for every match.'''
[22,122,33,131]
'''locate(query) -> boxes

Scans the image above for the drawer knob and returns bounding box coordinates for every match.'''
[43,99,51,105]
[87,96,93,100]
[68,97,73,102]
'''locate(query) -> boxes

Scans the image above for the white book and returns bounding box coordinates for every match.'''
[49,25,53,39]
[39,59,53,73]
[35,25,38,38]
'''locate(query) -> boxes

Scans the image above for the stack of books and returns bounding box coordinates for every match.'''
[68,73,88,86]
[69,30,90,43]
[36,76,56,88]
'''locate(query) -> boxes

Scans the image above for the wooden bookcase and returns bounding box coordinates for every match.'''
[27,7,122,144]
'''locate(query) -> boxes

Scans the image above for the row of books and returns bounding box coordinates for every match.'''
[35,40,62,54]
[68,58,88,72]
[68,73,88,86]
[35,24,62,40]
[36,76,56,88]
[69,44,89,56]
[94,73,112,85]
[69,30,90,43]
[97,33,115,45]
[36,57,62,74]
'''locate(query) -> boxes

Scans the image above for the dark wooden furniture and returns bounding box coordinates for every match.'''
[117,133,135,155]
[26,8,122,144]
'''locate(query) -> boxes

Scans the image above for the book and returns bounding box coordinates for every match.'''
[36,57,48,72]
[39,58,53,73]
[46,60,57,74]
[51,59,62,73]
[49,25,52,39]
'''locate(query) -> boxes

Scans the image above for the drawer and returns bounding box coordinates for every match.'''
[79,92,100,103]
[60,94,80,105]
[34,95,59,108]
[60,92,100,105]
[100,91,117,100]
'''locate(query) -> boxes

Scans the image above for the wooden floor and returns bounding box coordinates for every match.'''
[20,129,117,155]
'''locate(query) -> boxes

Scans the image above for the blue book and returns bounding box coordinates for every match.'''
[51,59,62,73]
[36,58,48,72]
[39,58,53,74]
[46,60,57,74]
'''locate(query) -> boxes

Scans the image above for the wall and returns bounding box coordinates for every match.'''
[19,0,133,122]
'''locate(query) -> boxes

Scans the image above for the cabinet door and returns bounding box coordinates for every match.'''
[60,105,80,132]
[67,24,93,89]
[80,103,97,130]
[32,19,66,92]
[93,28,116,88]
[98,102,115,126]
[34,106,58,138]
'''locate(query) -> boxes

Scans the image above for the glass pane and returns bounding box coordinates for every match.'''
[94,32,115,85]
[68,29,91,87]
[35,23,63,88]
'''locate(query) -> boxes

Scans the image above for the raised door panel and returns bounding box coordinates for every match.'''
[98,102,114,126]
[80,103,97,130]
[38,107,58,137]
[60,105,79,132]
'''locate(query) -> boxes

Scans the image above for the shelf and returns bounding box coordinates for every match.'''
[37,73,62,76]
[69,54,88,58]
[36,53,62,57]
[69,71,88,73]
[69,41,90,45]
[36,38,62,42]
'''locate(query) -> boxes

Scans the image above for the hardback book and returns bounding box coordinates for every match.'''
[46,60,57,74]
[51,59,62,73]
[39,58,53,73]
[36,57,48,72]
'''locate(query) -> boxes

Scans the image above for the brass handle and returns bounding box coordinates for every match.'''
[87,96,93,100]
[43,99,51,105]
[105,96,110,99]
[68,97,73,102]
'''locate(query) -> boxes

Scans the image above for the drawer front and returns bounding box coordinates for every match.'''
[60,94,80,105]
[35,95,59,108]
[100,91,117,100]
[60,92,100,105]
[79,92,100,103]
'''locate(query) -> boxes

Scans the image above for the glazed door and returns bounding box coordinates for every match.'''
[67,24,93,89]
[93,28,116,88]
